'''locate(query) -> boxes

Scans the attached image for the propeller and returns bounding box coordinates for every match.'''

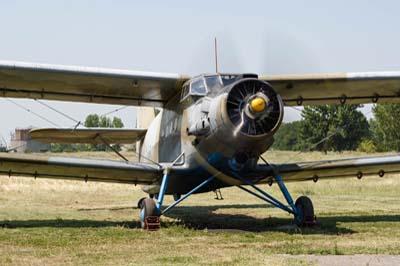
[227,79,283,136]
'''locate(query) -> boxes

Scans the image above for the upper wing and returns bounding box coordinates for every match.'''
[0,60,190,107]
[261,72,400,106]
[255,154,400,183]
[0,153,162,184]
[30,128,147,144]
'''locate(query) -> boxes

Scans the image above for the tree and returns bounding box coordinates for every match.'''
[85,114,124,129]
[84,114,100,127]
[112,117,124,128]
[84,114,125,151]
[272,121,303,150]
[300,105,369,152]
[371,103,400,151]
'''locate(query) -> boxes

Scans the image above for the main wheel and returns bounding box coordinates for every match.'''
[137,197,146,209]
[294,196,315,226]
[173,193,181,201]
[149,194,159,200]
[139,198,158,229]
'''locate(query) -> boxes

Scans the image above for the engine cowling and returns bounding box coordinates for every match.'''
[205,78,284,159]
[227,78,283,137]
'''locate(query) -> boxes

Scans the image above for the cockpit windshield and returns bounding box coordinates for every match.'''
[204,75,223,91]
[204,74,238,91]
[180,74,240,102]
[220,74,238,87]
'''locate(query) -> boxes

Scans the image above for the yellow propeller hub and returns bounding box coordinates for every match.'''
[250,97,266,112]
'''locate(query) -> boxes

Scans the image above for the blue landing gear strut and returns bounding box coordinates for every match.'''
[139,168,217,229]
[233,173,315,226]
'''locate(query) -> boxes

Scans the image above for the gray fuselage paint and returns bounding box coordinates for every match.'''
[159,95,183,162]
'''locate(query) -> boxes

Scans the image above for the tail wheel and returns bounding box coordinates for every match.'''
[294,196,315,226]
[139,198,158,229]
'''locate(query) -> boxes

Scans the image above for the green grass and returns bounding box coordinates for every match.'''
[0,151,399,265]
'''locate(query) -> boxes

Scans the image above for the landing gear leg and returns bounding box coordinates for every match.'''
[233,173,316,227]
[138,169,170,229]
[138,166,217,229]
[275,175,315,226]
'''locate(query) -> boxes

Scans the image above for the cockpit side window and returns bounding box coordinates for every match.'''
[190,79,207,95]
[181,83,190,101]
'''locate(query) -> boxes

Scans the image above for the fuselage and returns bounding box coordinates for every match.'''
[139,74,284,195]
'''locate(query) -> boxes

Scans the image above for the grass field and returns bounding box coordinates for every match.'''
[0,151,399,265]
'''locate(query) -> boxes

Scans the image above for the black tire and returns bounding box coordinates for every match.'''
[173,194,181,201]
[140,198,158,229]
[149,194,159,200]
[294,196,314,226]
[137,197,146,209]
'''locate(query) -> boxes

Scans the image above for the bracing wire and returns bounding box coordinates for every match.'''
[100,106,129,117]
[34,100,85,129]
[5,98,159,166]
[36,100,129,128]
[6,98,61,127]
[35,100,81,124]
[0,133,7,148]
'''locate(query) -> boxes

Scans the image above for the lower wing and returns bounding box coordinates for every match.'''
[0,154,162,185]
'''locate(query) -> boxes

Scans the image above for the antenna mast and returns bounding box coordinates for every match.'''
[214,37,219,73]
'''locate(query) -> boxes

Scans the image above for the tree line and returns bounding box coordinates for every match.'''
[272,103,400,153]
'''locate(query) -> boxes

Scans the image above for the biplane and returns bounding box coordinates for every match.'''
[1,60,400,228]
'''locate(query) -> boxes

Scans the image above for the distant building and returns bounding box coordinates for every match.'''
[10,128,50,153]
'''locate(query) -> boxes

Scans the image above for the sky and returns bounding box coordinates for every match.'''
[1,0,400,146]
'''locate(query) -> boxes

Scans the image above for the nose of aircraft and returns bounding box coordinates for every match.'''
[225,78,284,137]
[250,97,266,112]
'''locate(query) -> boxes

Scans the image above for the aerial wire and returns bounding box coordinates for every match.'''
[214,37,219,73]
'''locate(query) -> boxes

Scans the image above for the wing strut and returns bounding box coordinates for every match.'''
[95,134,129,162]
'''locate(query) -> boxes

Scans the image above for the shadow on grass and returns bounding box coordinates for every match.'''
[1,203,399,234]
[77,204,272,212]
[163,206,400,234]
